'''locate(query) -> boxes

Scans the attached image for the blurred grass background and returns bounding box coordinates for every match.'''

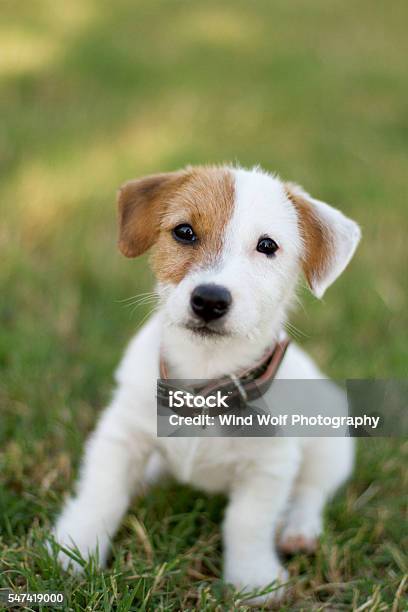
[1,0,407,609]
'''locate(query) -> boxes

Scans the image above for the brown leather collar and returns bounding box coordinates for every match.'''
[158,338,290,416]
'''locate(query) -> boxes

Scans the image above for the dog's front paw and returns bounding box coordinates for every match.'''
[51,525,109,573]
[224,558,289,607]
[50,504,110,572]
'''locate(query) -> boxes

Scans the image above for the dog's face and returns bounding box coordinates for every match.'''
[117,166,360,342]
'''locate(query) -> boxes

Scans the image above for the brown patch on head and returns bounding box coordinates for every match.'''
[117,166,235,283]
[285,182,334,291]
[151,166,235,284]
[117,171,189,257]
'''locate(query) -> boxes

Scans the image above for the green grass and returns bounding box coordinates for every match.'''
[1,0,407,609]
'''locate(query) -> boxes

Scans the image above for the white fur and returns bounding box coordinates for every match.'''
[53,167,360,604]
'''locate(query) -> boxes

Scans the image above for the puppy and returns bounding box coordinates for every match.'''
[53,165,360,604]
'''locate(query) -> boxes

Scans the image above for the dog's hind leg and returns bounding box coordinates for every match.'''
[279,436,354,554]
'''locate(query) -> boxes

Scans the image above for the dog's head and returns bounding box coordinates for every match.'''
[117,166,360,342]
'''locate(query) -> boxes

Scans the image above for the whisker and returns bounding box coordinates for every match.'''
[133,304,160,327]
[117,291,158,304]
[285,321,308,340]
[117,290,159,311]
[125,296,158,309]
[128,298,159,316]
[293,293,308,316]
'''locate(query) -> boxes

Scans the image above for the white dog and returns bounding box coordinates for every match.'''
[53,165,360,604]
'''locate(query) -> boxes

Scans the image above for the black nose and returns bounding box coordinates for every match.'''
[190,284,232,322]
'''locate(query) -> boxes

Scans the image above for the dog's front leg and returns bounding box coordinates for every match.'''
[223,469,295,604]
[52,401,153,571]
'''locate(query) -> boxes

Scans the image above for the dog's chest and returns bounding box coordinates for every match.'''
[157,436,293,493]
[159,437,240,492]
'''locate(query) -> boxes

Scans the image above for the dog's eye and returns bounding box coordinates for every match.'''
[172,223,197,244]
[256,237,279,256]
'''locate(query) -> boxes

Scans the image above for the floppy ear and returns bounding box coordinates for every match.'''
[117,171,187,257]
[285,182,361,298]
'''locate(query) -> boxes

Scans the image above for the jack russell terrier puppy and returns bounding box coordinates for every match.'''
[53,165,361,604]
